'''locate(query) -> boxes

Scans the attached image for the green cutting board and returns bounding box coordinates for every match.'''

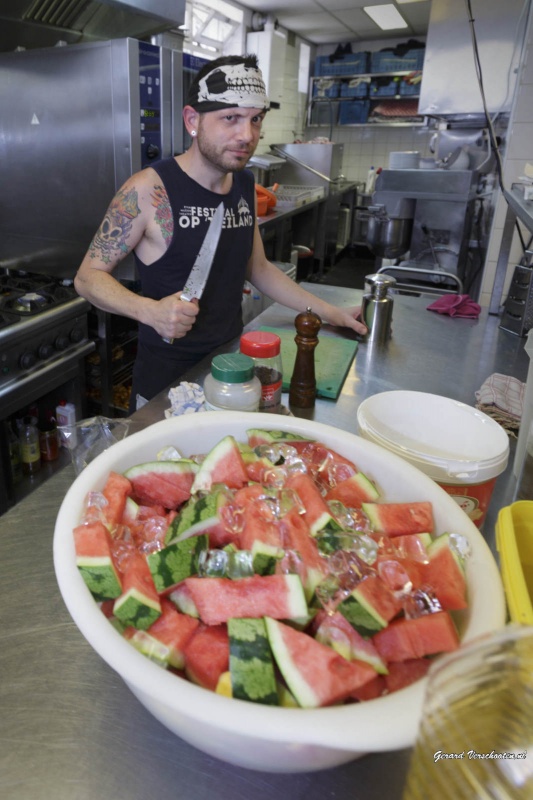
[259,326,358,400]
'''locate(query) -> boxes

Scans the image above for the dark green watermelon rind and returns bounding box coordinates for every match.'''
[337,593,386,638]
[246,429,312,445]
[113,588,161,631]
[168,489,228,544]
[228,618,279,705]
[146,534,209,593]
[76,558,123,601]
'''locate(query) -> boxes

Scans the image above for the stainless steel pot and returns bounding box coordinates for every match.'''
[366,212,413,259]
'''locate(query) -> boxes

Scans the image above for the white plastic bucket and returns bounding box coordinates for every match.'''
[357,390,510,527]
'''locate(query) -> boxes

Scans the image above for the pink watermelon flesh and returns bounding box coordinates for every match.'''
[372,611,460,662]
[363,501,434,536]
[325,473,378,508]
[266,618,376,708]
[192,436,249,492]
[74,520,116,559]
[280,506,329,593]
[239,505,283,552]
[183,574,306,626]
[286,471,338,534]
[128,466,195,510]
[183,624,229,690]
[354,574,404,623]
[385,658,431,693]
[421,538,467,611]
[101,471,132,525]
[146,599,200,668]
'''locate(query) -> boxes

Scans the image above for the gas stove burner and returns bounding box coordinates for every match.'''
[2,289,56,316]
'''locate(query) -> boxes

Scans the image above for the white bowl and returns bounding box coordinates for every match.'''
[53,411,506,773]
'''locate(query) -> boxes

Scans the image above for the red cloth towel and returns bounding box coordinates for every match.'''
[426,294,481,319]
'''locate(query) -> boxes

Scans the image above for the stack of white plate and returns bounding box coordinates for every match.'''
[389,151,420,169]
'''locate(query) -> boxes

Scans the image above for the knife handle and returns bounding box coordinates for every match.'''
[162,293,193,343]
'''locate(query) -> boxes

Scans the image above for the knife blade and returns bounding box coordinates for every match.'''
[163,201,225,344]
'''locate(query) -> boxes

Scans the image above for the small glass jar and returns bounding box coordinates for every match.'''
[39,416,59,462]
[240,331,283,413]
[204,353,261,412]
[19,416,41,476]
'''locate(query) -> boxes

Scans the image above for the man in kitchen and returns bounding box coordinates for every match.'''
[74,53,367,412]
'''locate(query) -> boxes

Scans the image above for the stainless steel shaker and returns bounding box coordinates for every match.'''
[361,273,397,344]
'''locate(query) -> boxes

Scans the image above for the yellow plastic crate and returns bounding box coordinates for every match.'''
[496,501,533,624]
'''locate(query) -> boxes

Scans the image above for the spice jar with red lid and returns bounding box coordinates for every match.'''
[240,331,283,413]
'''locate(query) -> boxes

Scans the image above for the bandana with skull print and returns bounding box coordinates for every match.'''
[188,62,270,112]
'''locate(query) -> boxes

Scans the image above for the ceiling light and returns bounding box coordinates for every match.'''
[396,0,426,4]
[364,4,408,30]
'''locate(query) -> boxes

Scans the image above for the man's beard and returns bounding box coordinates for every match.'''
[196,130,252,173]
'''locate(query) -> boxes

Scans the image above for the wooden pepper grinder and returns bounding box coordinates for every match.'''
[289,307,322,408]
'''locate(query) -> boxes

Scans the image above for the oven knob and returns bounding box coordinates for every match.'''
[69,328,84,344]
[38,344,55,359]
[146,143,160,160]
[55,335,70,351]
[20,352,36,370]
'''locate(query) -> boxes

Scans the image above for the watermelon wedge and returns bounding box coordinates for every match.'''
[146,533,208,593]
[125,598,199,669]
[421,533,468,611]
[338,574,403,636]
[166,487,231,547]
[286,472,342,536]
[325,472,380,508]
[384,658,431,693]
[124,460,198,510]
[312,610,388,674]
[101,471,132,525]
[372,611,460,662]
[228,618,279,705]
[74,521,123,600]
[113,553,161,630]
[183,574,308,626]
[280,506,329,599]
[184,624,229,690]
[362,501,434,536]
[265,617,376,708]
[191,436,249,493]
[246,429,312,449]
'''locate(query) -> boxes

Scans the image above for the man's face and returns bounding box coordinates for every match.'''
[195,107,266,173]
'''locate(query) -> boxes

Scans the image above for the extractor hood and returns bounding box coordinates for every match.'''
[0,0,184,53]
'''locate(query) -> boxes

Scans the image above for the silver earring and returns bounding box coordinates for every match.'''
[191,130,196,136]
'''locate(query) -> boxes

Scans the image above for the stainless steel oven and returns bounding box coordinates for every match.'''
[0,271,95,515]
[0,37,183,281]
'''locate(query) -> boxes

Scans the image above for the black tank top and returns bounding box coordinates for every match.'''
[134,158,256,358]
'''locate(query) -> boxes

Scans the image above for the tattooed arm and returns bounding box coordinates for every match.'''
[74,169,199,341]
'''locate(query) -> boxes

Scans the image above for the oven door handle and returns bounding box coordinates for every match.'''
[0,341,96,406]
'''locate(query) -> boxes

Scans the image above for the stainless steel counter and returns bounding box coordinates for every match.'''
[0,285,529,800]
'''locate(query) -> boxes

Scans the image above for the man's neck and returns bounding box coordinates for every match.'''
[176,151,233,195]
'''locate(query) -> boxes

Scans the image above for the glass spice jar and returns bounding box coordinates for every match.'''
[39,413,59,462]
[19,416,41,476]
[240,331,283,413]
[203,353,261,412]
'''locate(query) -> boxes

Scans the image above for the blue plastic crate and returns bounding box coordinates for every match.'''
[399,77,421,96]
[370,77,401,97]
[370,48,425,73]
[340,77,369,98]
[339,100,370,125]
[312,78,340,99]
[315,51,369,76]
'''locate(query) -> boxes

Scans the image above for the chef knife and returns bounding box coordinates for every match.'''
[163,201,225,344]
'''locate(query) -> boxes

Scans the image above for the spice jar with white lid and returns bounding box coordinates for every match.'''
[240,331,283,413]
[204,353,261,412]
